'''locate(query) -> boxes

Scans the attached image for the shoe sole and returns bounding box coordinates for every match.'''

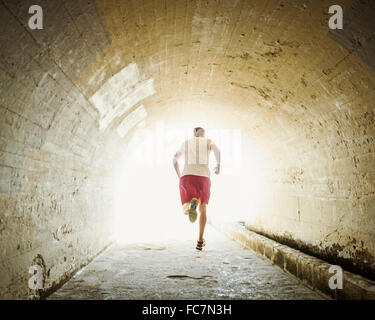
[196,240,206,250]
[188,198,198,223]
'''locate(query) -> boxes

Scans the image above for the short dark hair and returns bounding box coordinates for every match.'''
[194,127,205,137]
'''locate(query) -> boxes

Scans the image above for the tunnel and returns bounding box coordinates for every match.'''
[0,0,375,301]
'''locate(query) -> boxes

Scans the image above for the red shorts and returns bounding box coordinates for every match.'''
[179,175,211,205]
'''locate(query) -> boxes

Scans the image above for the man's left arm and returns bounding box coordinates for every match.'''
[173,150,182,178]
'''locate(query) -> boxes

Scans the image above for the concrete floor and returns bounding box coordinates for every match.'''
[48,225,324,300]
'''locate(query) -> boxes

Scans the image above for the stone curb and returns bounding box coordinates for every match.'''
[213,221,375,300]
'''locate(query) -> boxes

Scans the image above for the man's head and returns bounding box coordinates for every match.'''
[193,127,205,137]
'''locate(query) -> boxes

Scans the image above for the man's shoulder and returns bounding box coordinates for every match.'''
[182,138,191,146]
[182,137,213,144]
[207,138,214,146]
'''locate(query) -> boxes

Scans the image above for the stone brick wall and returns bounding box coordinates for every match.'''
[0,0,120,299]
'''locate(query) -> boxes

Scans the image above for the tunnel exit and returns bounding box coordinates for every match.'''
[112,115,270,243]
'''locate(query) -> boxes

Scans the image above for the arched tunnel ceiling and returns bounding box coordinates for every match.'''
[2,0,375,143]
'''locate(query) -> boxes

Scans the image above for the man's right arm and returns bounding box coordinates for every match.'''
[211,142,221,175]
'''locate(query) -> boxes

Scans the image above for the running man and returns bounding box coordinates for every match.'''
[173,127,221,250]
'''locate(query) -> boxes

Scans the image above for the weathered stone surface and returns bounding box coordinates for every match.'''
[220,222,375,300]
[48,226,323,300]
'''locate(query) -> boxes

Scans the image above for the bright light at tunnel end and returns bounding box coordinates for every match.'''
[112,119,270,243]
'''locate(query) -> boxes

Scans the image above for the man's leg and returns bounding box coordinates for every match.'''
[198,203,207,242]
[182,202,189,215]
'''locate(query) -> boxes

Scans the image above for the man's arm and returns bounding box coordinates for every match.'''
[211,143,221,175]
[173,151,182,178]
